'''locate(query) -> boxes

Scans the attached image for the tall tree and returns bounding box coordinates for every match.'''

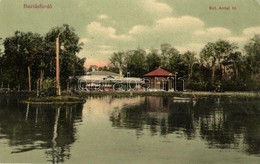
[145,49,161,71]
[200,42,217,84]
[160,43,179,70]
[223,51,243,82]
[182,51,197,81]
[168,50,184,76]
[0,37,2,55]
[44,24,83,88]
[3,31,44,91]
[244,34,260,77]
[3,31,26,89]
[125,49,146,77]
[200,40,237,84]
[109,51,125,77]
[23,32,44,91]
[214,40,237,80]
[0,38,3,87]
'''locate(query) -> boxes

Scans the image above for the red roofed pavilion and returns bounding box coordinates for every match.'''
[143,68,175,91]
[144,68,173,77]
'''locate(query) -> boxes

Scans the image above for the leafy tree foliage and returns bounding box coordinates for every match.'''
[44,24,84,88]
[124,49,147,77]
[182,51,197,81]
[200,40,237,84]
[161,43,179,71]
[244,35,260,76]
[145,49,161,72]
[109,51,125,77]
[243,35,260,90]
[0,24,85,91]
[106,35,260,91]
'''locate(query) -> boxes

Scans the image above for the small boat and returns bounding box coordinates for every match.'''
[173,97,197,103]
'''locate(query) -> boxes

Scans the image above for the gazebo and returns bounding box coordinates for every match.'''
[143,68,175,91]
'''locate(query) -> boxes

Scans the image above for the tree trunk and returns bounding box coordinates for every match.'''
[211,63,216,84]
[40,69,44,91]
[28,66,31,91]
[234,64,239,82]
[188,64,194,82]
[119,67,123,78]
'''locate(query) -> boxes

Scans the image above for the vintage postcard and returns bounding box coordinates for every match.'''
[0,0,260,163]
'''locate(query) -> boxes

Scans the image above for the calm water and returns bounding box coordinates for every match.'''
[0,96,259,163]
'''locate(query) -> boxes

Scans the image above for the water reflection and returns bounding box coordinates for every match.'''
[0,98,83,163]
[0,96,260,163]
[195,98,260,155]
[110,97,195,137]
[110,96,260,156]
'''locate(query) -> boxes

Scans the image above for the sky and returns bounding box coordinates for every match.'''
[0,0,260,67]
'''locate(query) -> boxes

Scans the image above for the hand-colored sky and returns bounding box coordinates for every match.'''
[1,0,260,67]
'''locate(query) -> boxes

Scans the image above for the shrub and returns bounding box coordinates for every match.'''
[42,78,56,96]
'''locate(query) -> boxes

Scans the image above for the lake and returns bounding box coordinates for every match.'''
[0,96,259,163]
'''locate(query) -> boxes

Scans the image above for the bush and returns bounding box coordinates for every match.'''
[186,82,213,91]
[42,78,56,96]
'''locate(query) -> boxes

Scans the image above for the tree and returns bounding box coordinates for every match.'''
[0,38,3,87]
[125,49,146,77]
[3,31,44,91]
[0,37,2,55]
[145,49,161,71]
[160,43,179,70]
[168,51,184,76]
[200,40,237,84]
[223,51,243,82]
[3,31,26,89]
[244,34,260,77]
[200,42,218,84]
[214,40,237,81]
[23,32,44,91]
[109,51,125,77]
[44,24,83,88]
[243,34,260,90]
[1,24,85,92]
[182,51,197,81]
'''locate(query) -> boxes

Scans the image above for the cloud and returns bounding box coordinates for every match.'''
[193,27,232,43]
[140,0,173,18]
[176,43,205,54]
[226,36,247,45]
[128,16,205,48]
[242,26,260,36]
[155,16,204,31]
[224,26,260,48]
[87,22,133,41]
[129,16,204,35]
[129,25,150,35]
[98,45,113,49]
[81,4,260,68]
[98,14,109,20]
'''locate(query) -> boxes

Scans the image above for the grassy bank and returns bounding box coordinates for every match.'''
[22,96,86,104]
[2,91,260,103]
[76,91,260,99]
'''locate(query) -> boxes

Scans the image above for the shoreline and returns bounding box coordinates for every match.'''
[1,91,260,100]
[76,91,260,99]
[20,96,86,104]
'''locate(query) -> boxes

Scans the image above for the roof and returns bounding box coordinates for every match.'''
[87,71,120,76]
[76,75,144,83]
[143,68,173,77]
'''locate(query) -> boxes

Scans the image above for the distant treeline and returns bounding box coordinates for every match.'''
[105,35,260,91]
[1,24,260,92]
